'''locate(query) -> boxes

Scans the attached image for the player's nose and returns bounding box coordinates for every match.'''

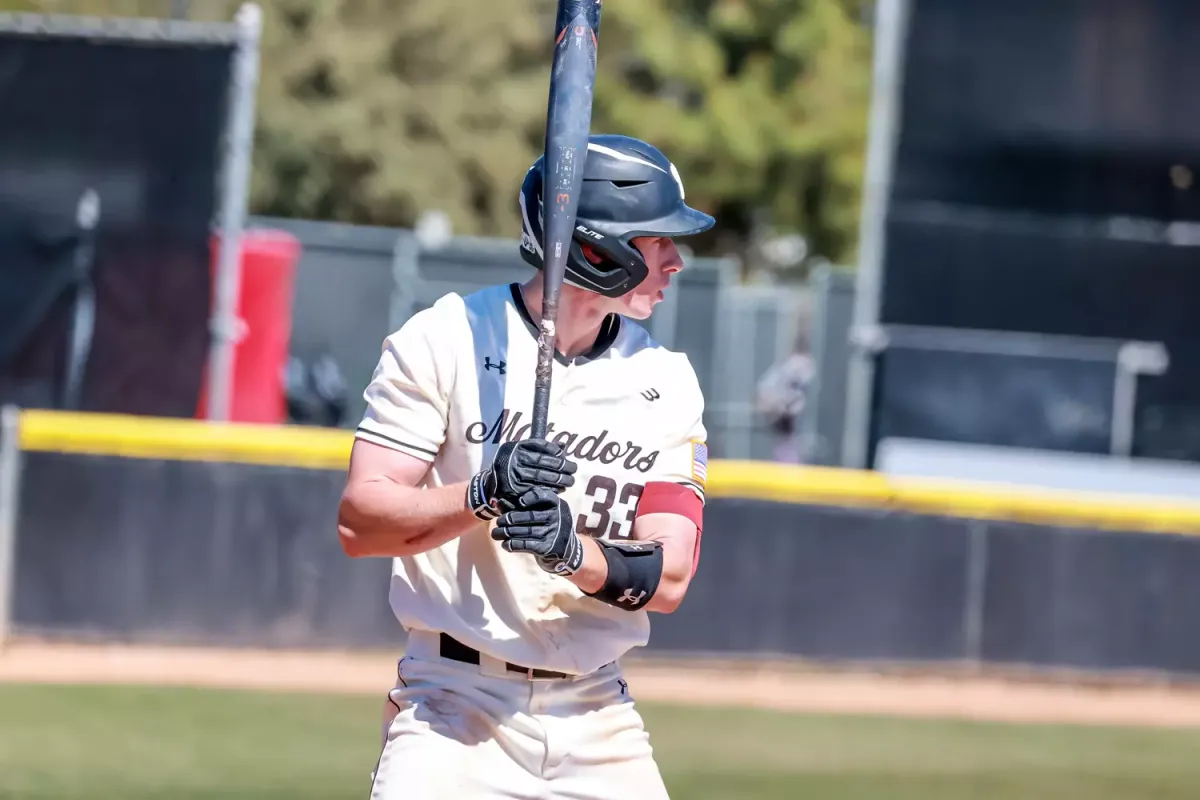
[661,239,684,275]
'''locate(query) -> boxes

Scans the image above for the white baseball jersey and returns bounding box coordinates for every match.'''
[355,282,708,675]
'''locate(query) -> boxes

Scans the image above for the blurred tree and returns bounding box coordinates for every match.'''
[592,0,872,272]
[0,0,871,268]
[251,0,872,269]
[252,0,560,238]
[0,0,215,16]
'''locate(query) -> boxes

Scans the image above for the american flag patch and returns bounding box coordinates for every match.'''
[691,440,708,485]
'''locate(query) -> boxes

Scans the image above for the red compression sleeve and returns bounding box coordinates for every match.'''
[635,482,704,577]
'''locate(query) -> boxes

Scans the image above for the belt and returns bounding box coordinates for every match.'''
[439,633,572,680]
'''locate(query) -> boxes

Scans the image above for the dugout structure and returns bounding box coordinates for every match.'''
[0,5,262,422]
[844,0,1200,469]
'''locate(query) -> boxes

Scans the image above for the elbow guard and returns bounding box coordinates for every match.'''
[584,540,663,611]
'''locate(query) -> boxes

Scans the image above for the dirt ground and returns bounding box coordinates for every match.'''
[5,639,1200,730]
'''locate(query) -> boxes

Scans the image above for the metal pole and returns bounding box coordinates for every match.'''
[64,189,101,411]
[961,520,990,668]
[648,272,680,350]
[729,290,755,460]
[204,2,263,421]
[1110,363,1137,458]
[0,406,23,649]
[840,0,911,469]
[1110,342,1169,457]
[388,230,421,334]
[801,264,832,464]
[706,262,737,458]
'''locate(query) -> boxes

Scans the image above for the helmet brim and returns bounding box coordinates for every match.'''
[629,203,716,239]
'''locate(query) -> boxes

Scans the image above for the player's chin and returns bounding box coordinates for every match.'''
[621,296,657,320]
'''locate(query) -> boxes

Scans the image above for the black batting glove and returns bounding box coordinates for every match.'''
[491,487,585,577]
[467,439,577,521]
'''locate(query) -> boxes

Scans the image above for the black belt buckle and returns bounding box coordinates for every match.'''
[510,663,570,680]
[439,634,568,680]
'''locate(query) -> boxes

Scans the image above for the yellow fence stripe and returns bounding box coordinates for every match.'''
[707,460,1200,535]
[15,410,1200,534]
[18,410,352,471]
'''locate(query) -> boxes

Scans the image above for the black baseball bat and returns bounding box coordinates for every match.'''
[530,0,603,440]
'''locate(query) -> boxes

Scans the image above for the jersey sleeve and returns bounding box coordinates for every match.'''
[651,358,708,502]
[355,305,454,463]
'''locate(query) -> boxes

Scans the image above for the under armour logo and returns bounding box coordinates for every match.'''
[641,389,660,402]
[484,357,506,374]
[617,589,646,605]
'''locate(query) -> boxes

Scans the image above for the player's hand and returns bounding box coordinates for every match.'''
[468,439,577,520]
[491,487,584,576]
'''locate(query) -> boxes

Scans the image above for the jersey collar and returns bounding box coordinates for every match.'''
[508,283,621,366]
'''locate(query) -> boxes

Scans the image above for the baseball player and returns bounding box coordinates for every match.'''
[338,134,712,799]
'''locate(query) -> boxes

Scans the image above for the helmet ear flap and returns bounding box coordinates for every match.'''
[580,243,604,265]
[565,234,651,298]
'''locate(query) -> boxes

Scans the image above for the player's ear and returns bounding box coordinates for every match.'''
[580,244,604,265]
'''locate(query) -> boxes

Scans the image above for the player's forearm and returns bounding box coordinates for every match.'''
[564,536,608,595]
[564,533,689,614]
[638,540,691,613]
[632,514,696,614]
[338,480,480,558]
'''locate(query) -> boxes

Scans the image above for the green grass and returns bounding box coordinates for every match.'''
[2,684,1200,799]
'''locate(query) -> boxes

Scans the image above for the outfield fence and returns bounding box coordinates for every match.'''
[5,409,1200,680]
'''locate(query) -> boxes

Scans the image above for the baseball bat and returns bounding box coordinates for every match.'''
[530,0,603,440]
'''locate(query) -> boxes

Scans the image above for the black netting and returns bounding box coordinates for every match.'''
[894,0,1200,219]
[877,0,1200,461]
[0,33,233,416]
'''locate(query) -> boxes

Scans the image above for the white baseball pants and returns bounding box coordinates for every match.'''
[368,631,671,800]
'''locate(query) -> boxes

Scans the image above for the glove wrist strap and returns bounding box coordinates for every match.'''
[540,532,584,577]
[467,472,500,521]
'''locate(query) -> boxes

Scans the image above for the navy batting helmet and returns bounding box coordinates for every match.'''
[519,134,715,298]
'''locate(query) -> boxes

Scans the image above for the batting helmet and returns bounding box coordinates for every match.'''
[519,134,715,298]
